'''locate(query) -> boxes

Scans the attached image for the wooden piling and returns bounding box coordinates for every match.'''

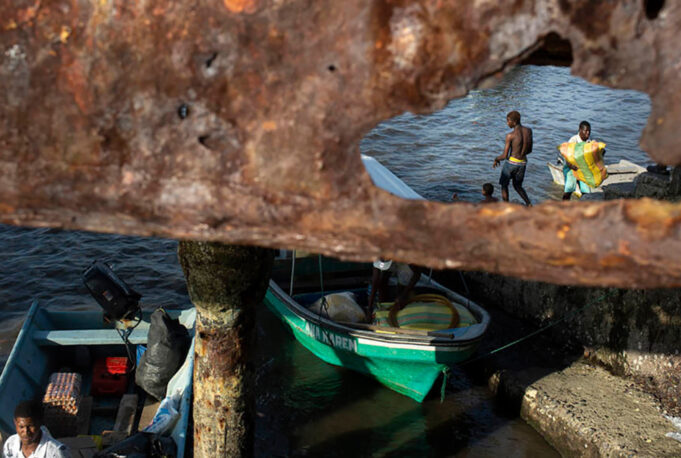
[178,242,274,457]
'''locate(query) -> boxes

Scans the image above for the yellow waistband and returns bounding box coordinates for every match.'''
[508,156,527,164]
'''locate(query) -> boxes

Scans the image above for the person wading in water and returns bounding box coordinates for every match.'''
[492,110,533,206]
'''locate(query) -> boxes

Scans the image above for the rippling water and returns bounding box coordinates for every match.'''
[0,65,651,456]
[361,65,651,203]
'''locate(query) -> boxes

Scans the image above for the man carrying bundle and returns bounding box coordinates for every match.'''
[559,121,605,200]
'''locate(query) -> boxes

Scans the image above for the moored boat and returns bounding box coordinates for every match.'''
[547,159,646,197]
[264,155,490,402]
[0,299,195,457]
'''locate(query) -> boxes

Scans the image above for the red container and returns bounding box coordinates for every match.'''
[91,357,129,396]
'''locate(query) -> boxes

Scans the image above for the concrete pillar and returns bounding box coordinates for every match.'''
[178,242,274,457]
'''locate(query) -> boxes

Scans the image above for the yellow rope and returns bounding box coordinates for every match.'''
[388,293,460,329]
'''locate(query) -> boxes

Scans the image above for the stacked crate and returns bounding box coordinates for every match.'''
[42,372,82,438]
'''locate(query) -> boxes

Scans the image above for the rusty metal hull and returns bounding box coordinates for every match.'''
[2,1,681,287]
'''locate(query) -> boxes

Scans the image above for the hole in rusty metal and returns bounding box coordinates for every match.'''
[521,32,573,67]
[360,61,652,204]
[178,103,190,120]
[644,0,665,19]
[198,135,210,146]
[328,64,337,72]
[205,52,218,68]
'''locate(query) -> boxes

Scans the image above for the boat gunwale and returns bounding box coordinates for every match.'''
[0,302,196,458]
[267,279,489,348]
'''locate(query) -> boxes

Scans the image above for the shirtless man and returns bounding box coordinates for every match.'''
[492,111,533,206]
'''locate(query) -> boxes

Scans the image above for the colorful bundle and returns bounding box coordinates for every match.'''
[373,294,477,331]
[557,141,608,188]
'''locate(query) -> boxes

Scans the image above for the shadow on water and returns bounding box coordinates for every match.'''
[255,295,561,457]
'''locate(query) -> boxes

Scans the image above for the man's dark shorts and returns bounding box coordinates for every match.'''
[499,161,526,188]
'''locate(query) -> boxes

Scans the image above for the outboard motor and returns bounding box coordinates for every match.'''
[82,261,141,321]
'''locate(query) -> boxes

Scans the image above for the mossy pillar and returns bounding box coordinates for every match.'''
[178,241,274,457]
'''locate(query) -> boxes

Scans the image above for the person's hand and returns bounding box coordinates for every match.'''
[569,163,579,171]
[451,193,459,201]
[493,158,500,168]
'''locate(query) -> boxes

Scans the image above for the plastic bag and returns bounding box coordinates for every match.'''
[135,309,189,400]
[143,396,180,434]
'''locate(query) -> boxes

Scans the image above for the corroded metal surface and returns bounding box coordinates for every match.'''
[1,0,681,287]
[178,242,274,457]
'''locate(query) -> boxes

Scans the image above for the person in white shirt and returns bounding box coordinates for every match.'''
[3,401,70,458]
[560,120,594,200]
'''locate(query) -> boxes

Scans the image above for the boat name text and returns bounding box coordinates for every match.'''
[306,323,357,352]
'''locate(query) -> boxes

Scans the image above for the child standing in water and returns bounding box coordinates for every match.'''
[451,183,498,203]
[480,183,499,203]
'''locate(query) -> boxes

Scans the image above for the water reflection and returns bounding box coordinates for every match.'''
[255,306,559,457]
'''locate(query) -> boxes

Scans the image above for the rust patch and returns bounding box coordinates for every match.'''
[198,322,248,376]
[624,199,681,239]
[570,1,614,40]
[223,0,258,14]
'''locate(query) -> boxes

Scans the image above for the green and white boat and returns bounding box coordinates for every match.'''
[264,155,490,402]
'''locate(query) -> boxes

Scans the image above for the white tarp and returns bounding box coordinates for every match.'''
[361,154,424,200]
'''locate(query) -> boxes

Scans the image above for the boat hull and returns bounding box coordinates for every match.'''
[264,285,481,402]
[0,302,195,457]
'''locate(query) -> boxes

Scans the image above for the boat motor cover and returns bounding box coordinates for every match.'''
[136,309,190,401]
[82,261,141,321]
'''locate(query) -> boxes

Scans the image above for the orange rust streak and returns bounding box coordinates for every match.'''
[223,0,258,14]
[59,56,94,115]
[15,1,41,24]
[625,199,681,238]
[599,254,631,267]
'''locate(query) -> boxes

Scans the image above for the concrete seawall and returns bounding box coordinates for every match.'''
[437,268,681,456]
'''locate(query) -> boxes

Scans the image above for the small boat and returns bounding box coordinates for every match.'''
[547,159,646,197]
[0,301,196,457]
[264,155,490,402]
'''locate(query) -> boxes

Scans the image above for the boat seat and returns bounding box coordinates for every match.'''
[33,329,148,346]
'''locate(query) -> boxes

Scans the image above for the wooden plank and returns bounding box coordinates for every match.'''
[33,329,148,346]
[76,396,93,436]
[113,394,138,436]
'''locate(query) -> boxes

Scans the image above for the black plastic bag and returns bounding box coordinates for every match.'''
[135,309,189,400]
